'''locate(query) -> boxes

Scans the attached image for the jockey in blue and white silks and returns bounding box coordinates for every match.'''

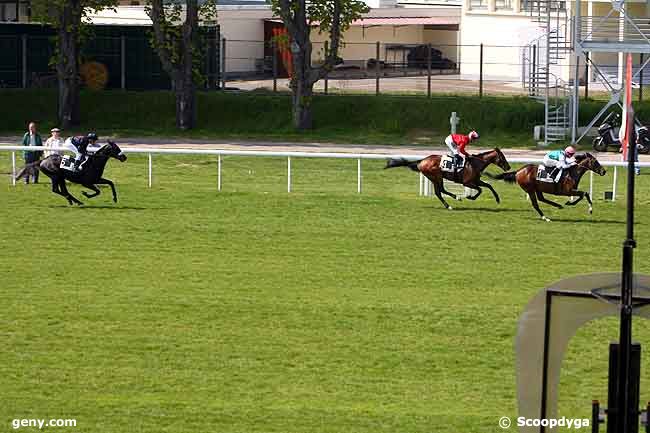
[543,146,577,182]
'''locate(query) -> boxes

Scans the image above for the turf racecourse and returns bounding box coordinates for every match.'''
[1,154,650,433]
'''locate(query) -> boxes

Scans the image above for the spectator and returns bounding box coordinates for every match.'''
[21,122,43,184]
[44,128,63,157]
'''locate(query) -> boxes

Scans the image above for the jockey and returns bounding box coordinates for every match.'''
[444,130,479,170]
[63,132,98,172]
[543,146,576,182]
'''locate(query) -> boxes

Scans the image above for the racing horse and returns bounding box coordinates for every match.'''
[487,152,606,221]
[384,148,511,210]
[35,140,127,205]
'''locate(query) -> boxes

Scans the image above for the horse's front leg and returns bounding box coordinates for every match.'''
[82,184,101,199]
[59,179,83,206]
[96,178,118,203]
[464,185,482,201]
[475,179,499,204]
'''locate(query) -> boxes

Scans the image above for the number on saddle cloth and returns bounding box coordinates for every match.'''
[441,155,464,174]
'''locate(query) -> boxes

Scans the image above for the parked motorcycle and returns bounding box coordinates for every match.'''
[592,112,650,154]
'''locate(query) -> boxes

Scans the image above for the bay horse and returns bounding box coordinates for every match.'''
[488,152,606,221]
[34,141,127,205]
[385,148,511,210]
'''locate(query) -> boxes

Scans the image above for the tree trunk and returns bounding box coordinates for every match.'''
[56,3,80,128]
[291,76,314,130]
[291,44,315,130]
[174,77,196,130]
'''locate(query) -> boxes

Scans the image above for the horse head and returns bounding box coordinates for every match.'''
[577,152,606,176]
[492,148,511,171]
[97,141,127,162]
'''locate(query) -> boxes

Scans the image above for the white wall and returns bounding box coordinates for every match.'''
[460,12,542,80]
[218,9,271,74]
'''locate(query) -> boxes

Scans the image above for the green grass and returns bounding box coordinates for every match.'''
[1,154,650,433]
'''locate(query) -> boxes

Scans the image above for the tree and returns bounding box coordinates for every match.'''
[146,0,216,130]
[31,0,117,128]
[270,0,368,130]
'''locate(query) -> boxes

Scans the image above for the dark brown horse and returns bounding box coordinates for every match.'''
[489,152,606,221]
[385,148,511,209]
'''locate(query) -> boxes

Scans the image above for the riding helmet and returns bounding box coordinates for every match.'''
[468,130,480,140]
[87,132,98,141]
[564,146,576,156]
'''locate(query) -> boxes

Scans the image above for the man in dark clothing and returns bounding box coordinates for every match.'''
[21,122,43,184]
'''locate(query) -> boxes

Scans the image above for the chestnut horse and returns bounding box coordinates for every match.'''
[385,148,511,210]
[488,152,606,221]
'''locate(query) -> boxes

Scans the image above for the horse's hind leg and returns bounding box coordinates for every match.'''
[432,179,453,210]
[59,180,83,206]
[440,184,459,201]
[536,191,563,209]
[465,186,482,201]
[528,191,550,221]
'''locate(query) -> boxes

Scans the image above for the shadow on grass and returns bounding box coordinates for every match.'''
[553,217,628,225]
[47,204,154,210]
[434,206,528,213]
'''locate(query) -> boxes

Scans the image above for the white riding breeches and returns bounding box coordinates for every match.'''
[543,156,561,168]
[445,136,458,155]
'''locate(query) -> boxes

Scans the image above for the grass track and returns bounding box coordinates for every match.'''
[1,154,650,433]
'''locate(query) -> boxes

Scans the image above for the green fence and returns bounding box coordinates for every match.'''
[0,23,220,90]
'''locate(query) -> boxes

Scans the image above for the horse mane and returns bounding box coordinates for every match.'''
[474,148,499,157]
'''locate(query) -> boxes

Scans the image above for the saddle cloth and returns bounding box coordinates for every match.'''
[536,165,555,183]
[60,155,87,172]
[441,155,464,175]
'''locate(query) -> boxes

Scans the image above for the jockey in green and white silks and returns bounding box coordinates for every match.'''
[543,146,577,182]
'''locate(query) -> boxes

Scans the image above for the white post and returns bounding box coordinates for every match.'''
[11,151,16,186]
[357,158,361,193]
[612,166,617,201]
[218,155,222,191]
[148,153,152,188]
[287,156,291,193]
[419,172,424,196]
[450,112,460,134]
[589,171,593,198]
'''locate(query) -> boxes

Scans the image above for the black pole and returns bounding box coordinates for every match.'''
[272,39,278,93]
[427,43,432,98]
[585,53,589,100]
[592,400,600,433]
[616,103,636,433]
[640,54,644,103]
[646,401,650,433]
[375,41,380,96]
[324,40,329,95]
[479,43,484,98]
[532,44,537,96]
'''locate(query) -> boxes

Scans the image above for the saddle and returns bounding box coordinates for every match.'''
[537,165,560,183]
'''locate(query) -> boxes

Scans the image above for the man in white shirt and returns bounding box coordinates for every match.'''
[44,128,63,157]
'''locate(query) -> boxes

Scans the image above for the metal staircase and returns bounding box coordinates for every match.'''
[522,0,571,144]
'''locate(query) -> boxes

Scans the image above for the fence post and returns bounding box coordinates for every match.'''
[148,153,152,188]
[324,40,329,95]
[22,34,27,89]
[272,39,278,93]
[590,171,593,199]
[427,43,432,98]
[640,53,644,102]
[531,44,537,95]
[287,156,291,193]
[479,43,484,98]
[375,41,380,96]
[221,37,227,90]
[612,166,617,201]
[11,151,16,186]
[121,36,126,90]
[217,154,222,191]
[357,158,362,193]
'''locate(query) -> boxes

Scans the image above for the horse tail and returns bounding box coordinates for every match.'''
[385,158,422,172]
[15,160,41,181]
[487,170,517,183]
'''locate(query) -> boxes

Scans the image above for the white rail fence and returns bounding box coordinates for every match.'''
[1,145,647,201]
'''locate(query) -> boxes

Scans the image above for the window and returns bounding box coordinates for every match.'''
[470,0,487,9]
[0,2,18,22]
[496,0,512,10]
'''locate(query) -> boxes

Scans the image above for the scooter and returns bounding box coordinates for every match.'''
[593,112,650,154]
